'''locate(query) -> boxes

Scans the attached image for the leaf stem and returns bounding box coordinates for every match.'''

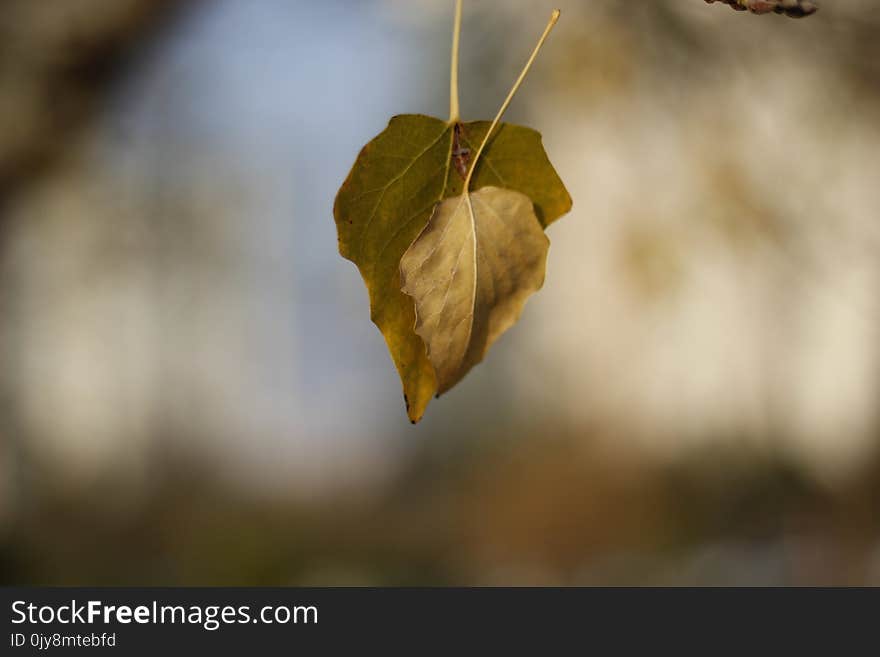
[464,9,560,190]
[449,0,463,123]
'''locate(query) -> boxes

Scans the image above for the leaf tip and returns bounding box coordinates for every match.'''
[405,393,427,424]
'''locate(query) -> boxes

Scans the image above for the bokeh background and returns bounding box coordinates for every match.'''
[1,0,879,585]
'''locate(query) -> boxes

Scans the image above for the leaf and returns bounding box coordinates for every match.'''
[399,186,549,394]
[334,114,570,422]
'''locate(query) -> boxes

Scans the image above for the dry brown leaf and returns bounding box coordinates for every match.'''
[400,186,549,394]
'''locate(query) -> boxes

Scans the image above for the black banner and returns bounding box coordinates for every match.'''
[1,587,874,652]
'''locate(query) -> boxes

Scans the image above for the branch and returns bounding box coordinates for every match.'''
[703,0,818,17]
[0,0,194,208]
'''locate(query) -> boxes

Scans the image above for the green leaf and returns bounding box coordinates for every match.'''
[334,113,570,422]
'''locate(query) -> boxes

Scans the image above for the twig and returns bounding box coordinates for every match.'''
[703,0,818,18]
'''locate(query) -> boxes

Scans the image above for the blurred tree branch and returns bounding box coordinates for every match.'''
[704,0,818,17]
[0,0,195,212]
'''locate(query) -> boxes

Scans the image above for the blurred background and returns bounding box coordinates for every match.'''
[1,0,879,585]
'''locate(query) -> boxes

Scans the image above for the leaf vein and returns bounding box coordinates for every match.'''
[357,128,450,260]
